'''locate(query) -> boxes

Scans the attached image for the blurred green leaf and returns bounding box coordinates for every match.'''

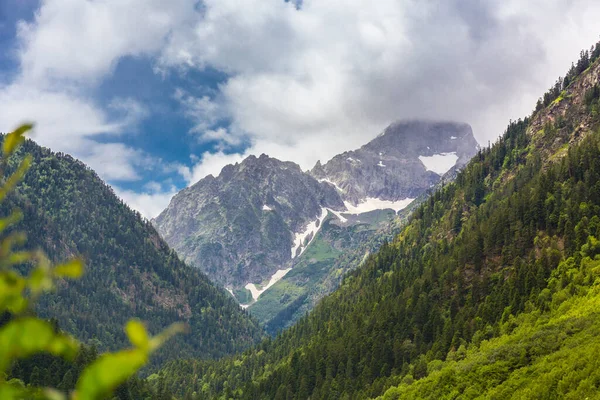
[125,320,149,350]
[0,318,78,372]
[7,251,31,266]
[43,388,67,400]
[74,349,147,400]
[149,322,186,352]
[0,156,32,203]
[74,320,183,399]
[0,382,27,400]
[3,124,32,156]
[28,264,53,297]
[0,271,27,313]
[53,259,84,279]
[0,211,23,235]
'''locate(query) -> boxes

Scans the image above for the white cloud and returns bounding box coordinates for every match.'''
[0,81,153,181]
[16,0,194,86]
[0,82,119,148]
[5,0,600,208]
[179,151,248,184]
[1,0,191,189]
[159,0,600,182]
[115,183,179,219]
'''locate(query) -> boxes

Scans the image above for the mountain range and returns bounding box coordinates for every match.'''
[157,39,600,399]
[153,120,479,330]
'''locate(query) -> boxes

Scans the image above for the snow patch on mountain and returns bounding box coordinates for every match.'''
[326,208,348,223]
[243,267,292,303]
[291,208,329,258]
[344,197,414,214]
[418,152,459,175]
[319,178,344,192]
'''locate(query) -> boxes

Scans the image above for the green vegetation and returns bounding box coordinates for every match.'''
[233,288,253,305]
[155,40,600,399]
[249,211,400,333]
[378,253,600,399]
[248,224,342,327]
[0,125,181,399]
[535,42,600,112]
[1,135,263,367]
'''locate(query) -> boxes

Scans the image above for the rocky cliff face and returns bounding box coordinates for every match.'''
[154,154,344,288]
[311,120,479,204]
[154,120,479,311]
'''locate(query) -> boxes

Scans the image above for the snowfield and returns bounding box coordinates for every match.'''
[344,197,414,214]
[238,196,414,306]
[418,152,458,175]
[244,267,292,303]
[291,208,329,258]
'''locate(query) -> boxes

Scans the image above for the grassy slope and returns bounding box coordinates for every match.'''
[377,257,600,399]
[249,209,401,332]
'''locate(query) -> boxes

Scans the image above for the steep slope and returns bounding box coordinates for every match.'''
[377,274,600,399]
[157,41,600,398]
[154,154,344,290]
[1,139,263,367]
[248,208,404,334]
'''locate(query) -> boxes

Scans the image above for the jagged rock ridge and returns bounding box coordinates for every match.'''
[311,120,479,205]
[154,154,344,289]
[154,120,479,312]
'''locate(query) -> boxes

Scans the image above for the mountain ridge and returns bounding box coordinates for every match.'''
[154,120,478,314]
[311,120,479,204]
[1,139,264,366]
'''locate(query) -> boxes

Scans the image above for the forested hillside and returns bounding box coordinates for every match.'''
[157,41,600,399]
[0,140,263,367]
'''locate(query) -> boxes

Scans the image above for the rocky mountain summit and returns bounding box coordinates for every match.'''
[311,120,479,205]
[154,120,479,314]
[154,154,343,289]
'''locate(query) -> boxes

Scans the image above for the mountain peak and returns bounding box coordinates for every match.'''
[311,119,479,204]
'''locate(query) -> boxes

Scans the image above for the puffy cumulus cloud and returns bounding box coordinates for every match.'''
[162,0,600,181]
[0,81,152,181]
[2,0,193,188]
[5,0,600,210]
[16,0,194,86]
[0,82,119,147]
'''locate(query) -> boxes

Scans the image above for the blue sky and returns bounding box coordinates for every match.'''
[1,0,599,217]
